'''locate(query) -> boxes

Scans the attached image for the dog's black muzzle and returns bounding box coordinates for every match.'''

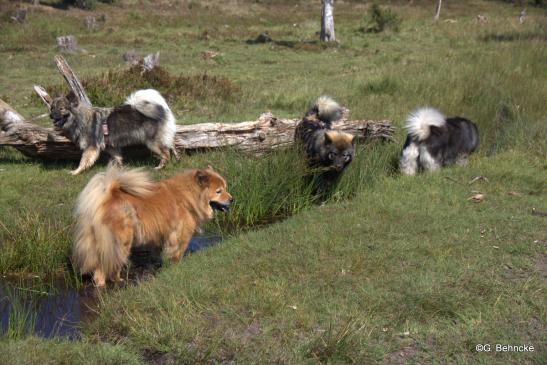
[210,198,233,213]
[51,114,67,128]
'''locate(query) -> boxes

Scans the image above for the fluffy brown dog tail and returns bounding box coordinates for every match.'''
[72,167,155,280]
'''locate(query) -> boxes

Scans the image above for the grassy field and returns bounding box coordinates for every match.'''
[86,150,546,364]
[0,0,546,363]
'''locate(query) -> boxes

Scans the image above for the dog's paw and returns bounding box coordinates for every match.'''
[70,170,81,175]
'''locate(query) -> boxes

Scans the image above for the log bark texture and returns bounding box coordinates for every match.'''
[1,102,394,161]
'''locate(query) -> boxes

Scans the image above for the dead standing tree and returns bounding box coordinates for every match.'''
[434,0,443,21]
[0,56,394,162]
[320,0,336,42]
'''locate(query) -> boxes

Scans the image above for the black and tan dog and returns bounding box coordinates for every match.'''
[399,107,479,175]
[49,89,177,175]
[295,96,355,187]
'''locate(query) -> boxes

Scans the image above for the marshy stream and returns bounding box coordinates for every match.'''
[0,235,222,339]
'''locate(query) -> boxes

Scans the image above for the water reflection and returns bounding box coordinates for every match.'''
[0,234,222,339]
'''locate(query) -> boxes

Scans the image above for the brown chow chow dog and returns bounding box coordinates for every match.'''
[72,166,232,286]
[295,96,355,188]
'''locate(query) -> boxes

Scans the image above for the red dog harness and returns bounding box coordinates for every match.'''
[102,119,109,144]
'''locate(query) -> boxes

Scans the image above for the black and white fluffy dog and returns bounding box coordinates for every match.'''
[50,89,177,175]
[399,107,479,175]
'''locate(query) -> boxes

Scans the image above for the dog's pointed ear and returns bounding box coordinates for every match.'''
[195,169,209,186]
[66,91,79,108]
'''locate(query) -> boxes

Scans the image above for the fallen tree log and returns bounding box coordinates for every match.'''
[0,100,394,160]
[1,55,394,161]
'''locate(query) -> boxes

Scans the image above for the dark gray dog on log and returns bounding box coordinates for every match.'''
[49,89,177,175]
[295,96,355,194]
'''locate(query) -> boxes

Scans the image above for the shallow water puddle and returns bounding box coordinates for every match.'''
[0,235,221,339]
[187,235,223,254]
[0,278,96,339]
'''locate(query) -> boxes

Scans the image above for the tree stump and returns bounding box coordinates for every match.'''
[56,36,86,54]
[11,8,27,23]
[123,50,139,65]
[142,52,160,73]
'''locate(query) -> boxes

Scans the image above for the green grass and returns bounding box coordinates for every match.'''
[0,337,142,365]
[0,0,546,363]
[87,151,546,364]
[0,212,71,276]
[1,286,37,340]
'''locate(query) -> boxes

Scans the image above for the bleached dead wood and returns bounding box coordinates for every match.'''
[142,52,160,73]
[56,36,86,54]
[54,55,91,106]
[320,0,336,42]
[434,0,442,21]
[519,9,527,24]
[0,101,393,161]
[0,99,82,160]
[33,85,52,110]
[84,14,105,31]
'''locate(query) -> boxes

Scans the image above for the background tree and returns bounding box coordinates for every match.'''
[320,0,336,42]
[434,0,442,21]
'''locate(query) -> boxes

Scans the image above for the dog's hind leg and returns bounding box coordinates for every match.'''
[400,142,419,176]
[147,143,171,170]
[171,144,180,161]
[418,146,440,172]
[156,147,171,170]
[106,147,123,167]
[112,270,124,284]
[71,147,101,175]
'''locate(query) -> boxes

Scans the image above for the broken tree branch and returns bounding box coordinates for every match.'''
[54,55,91,106]
[33,85,52,110]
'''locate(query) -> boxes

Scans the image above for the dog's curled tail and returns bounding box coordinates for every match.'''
[72,167,155,279]
[404,107,446,141]
[125,89,176,122]
[308,95,344,123]
[125,88,176,148]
